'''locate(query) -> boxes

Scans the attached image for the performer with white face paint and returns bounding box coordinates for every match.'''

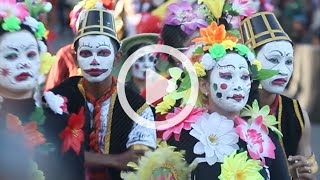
[0,0,52,179]
[155,16,290,178]
[43,4,156,180]
[116,33,159,94]
[241,12,317,180]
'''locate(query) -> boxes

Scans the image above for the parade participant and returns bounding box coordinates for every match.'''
[115,33,159,94]
[0,0,55,177]
[44,0,123,92]
[240,12,318,179]
[43,5,156,180]
[154,1,290,179]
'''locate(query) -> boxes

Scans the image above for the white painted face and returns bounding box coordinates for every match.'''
[257,41,293,94]
[0,31,40,93]
[77,35,115,82]
[132,53,157,79]
[209,53,251,112]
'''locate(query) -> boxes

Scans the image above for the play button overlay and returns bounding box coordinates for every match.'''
[145,69,169,105]
[117,44,199,130]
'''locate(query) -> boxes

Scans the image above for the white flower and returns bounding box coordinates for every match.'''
[247,51,255,64]
[200,53,216,70]
[190,112,239,165]
[23,16,39,32]
[44,91,68,115]
[38,41,48,53]
[43,2,53,12]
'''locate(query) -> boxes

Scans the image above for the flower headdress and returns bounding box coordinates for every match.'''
[164,1,208,35]
[0,0,47,40]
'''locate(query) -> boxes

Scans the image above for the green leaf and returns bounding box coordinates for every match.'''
[240,111,252,117]
[254,69,279,80]
[177,73,191,92]
[194,46,204,55]
[227,29,241,38]
[223,3,232,11]
[228,10,240,16]
[29,107,45,125]
[264,116,279,126]
[168,67,183,80]
[260,105,270,117]
[269,126,283,138]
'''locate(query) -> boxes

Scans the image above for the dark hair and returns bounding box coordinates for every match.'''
[161,24,188,48]
[127,43,152,57]
[0,24,35,39]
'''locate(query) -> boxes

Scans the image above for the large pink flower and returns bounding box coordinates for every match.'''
[0,0,29,20]
[161,106,206,141]
[235,115,275,165]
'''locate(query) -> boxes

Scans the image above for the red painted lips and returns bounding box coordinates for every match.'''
[228,94,245,102]
[272,78,287,85]
[15,72,31,81]
[84,69,107,77]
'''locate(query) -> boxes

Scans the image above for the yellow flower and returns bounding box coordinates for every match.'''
[222,40,236,50]
[219,151,264,180]
[84,0,97,9]
[202,0,225,19]
[194,62,206,77]
[44,30,49,40]
[40,52,56,74]
[77,68,82,75]
[253,59,262,71]
[155,94,176,115]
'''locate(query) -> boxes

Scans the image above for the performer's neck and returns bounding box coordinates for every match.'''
[132,77,145,92]
[84,76,113,99]
[259,89,277,107]
[0,88,33,100]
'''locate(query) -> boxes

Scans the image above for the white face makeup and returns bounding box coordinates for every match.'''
[257,41,293,94]
[132,53,157,79]
[77,35,115,82]
[209,53,251,112]
[0,31,40,93]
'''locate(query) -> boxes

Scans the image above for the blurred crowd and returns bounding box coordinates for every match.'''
[47,0,320,45]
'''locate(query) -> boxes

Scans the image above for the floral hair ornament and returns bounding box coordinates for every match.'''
[164,1,208,35]
[191,21,278,80]
[198,0,261,29]
[120,141,195,180]
[0,0,48,40]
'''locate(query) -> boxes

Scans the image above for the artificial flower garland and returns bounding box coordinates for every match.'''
[0,0,47,39]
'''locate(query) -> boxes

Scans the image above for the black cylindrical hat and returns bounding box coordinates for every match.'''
[240,12,292,50]
[73,8,120,49]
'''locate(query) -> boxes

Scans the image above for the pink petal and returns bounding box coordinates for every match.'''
[162,128,174,141]
[244,8,255,16]
[184,123,192,130]
[248,145,260,160]
[263,136,276,159]
[173,123,184,134]
[174,133,181,141]
[235,126,246,141]
[234,116,246,126]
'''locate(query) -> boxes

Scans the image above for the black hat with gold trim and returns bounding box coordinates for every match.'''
[240,12,292,50]
[73,8,120,49]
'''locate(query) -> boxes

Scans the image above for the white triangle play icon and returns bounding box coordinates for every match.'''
[145,69,169,105]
